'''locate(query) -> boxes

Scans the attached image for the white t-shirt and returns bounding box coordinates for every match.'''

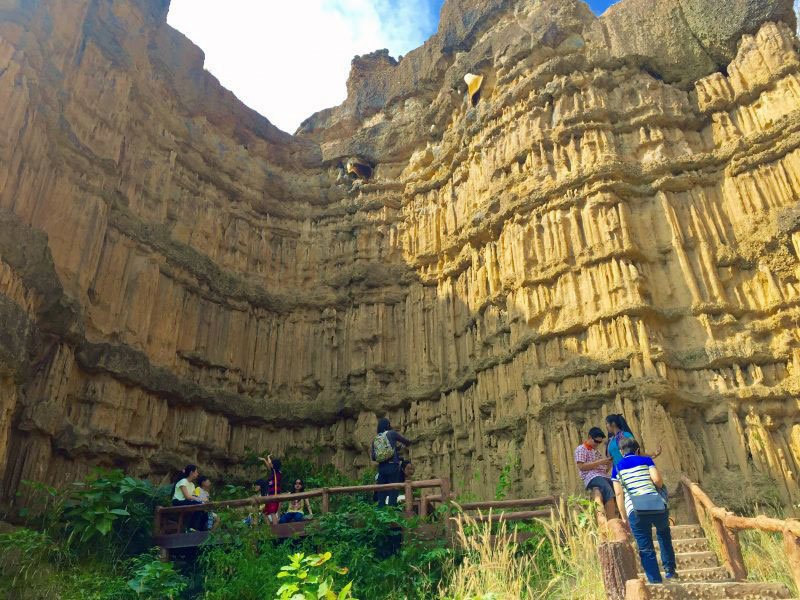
[173,478,195,501]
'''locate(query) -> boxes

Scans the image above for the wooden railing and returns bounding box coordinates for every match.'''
[155,478,450,542]
[424,493,560,525]
[154,477,562,556]
[680,475,800,589]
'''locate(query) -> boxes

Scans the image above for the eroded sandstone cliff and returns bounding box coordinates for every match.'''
[1,0,800,503]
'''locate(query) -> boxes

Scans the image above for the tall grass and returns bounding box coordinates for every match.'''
[741,529,798,595]
[441,512,535,599]
[700,512,797,595]
[440,500,602,600]
[530,500,603,600]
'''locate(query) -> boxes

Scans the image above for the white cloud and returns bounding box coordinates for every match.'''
[167,1,439,133]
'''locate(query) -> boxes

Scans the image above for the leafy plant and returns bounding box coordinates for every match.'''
[494,453,521,501]
[276,552,356,600]
[62,468,164,556]
[200,517,286,600]
[127,551,187,599]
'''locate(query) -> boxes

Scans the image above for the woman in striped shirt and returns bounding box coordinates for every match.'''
[612,437,677,583]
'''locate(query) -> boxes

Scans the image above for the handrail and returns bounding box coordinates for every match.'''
[159,479,445,514]
[680,475,800,590]
[155,478,450,537]
[455,495,558,511]
[681,476,800,536]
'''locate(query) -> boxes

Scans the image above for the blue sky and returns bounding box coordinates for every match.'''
[168,0,619,133]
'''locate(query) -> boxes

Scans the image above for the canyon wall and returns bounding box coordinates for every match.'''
[1,0,800,504]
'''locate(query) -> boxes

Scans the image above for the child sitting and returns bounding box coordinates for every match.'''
[279,478,313,523]
[194,476,219,530]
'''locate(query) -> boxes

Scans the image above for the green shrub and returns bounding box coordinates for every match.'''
[199,516,287,600]
[276,552,355,600]
[0,528,133,599]
[61,468,168,557]
[0,528,70,585]
[703,470,784,516]
[127,551,187,599]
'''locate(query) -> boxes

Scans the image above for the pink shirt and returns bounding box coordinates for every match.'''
[574,443,609,487]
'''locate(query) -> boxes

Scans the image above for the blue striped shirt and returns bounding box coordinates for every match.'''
[612,455,658,516]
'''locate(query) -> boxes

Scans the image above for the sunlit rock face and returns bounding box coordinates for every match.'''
[1,0,799,503]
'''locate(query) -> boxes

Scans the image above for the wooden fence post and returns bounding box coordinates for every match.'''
[440,478,452,538]
[153,506,162,537]
[322,489,330,514]
[712,516,747,580]
[404,481,414,518]
[420,494,428,518]
[599,540,639,600]
[682,481,699,525]
[782,530,800,593]
[440,478,451,509]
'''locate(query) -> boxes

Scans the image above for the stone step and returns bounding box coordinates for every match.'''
[636,550,721,570]
[656,537,710,554]
[671,567,730,583]
[669,525,705,540]
[637,566,729,582]
[673,551,722,570]
[643,582,794,599]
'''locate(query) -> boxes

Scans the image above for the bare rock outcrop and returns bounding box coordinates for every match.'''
[1,0,800,504]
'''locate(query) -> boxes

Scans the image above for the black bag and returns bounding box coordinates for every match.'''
[620,477,667,516]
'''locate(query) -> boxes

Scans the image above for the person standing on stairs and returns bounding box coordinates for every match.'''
[612,437,677,584]
[371,417,411,507]
[606,414,662,467]
[574,427,617,519]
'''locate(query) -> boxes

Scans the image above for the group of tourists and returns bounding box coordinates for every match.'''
[171,413,677,584]
[171,455,312,531]
[574,414,676,584]
[170,417,415,533]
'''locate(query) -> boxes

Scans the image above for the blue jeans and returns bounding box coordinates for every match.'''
[629,510,676,583]
[279,512,305,523]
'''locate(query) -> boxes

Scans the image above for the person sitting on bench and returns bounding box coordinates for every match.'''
[171,464,207,531]
[279,478,312,523]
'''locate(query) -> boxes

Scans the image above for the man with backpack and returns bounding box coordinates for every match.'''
[371,417,411,506]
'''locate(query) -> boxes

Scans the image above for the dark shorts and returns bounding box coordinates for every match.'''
[587,476,615,504]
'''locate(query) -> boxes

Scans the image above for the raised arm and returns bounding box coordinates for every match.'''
[394,432,411,447]
[645,444,663,460]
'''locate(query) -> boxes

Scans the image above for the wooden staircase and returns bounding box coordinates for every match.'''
[596,477,800,600]
[627,523,796,599]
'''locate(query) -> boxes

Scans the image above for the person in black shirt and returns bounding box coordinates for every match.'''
[371,417,411,506]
